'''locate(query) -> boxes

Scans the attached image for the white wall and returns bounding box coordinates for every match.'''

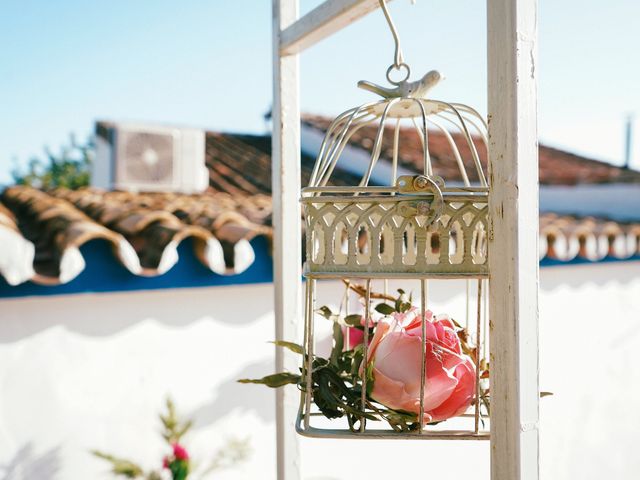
[0,262,639,479]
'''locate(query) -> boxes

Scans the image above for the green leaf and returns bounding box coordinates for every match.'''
[330,322,344,367]
[91,450,144,478]
[365,361,376,396]
[375,303,395,315]
[384,410,420,432]
[271,340,304,355]
[316,306,335,320]
[238,372,300,388]
[169,459,190,480]
[398,301,412,313]
[350,348,364,378]
[344,314,362,327]
[340,403,379,421]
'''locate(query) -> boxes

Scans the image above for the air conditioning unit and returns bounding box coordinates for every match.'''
[93,121,208,193]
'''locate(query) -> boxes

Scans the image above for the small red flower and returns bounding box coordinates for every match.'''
[172,443,189,461]
[162,455,170,469]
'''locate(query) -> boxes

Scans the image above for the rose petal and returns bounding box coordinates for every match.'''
[370,366,433,423]
[369,312,476,423]
[428,355,476,422]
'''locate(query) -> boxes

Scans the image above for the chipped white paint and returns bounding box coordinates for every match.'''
[272,1,302,480]
[487,0,540,479]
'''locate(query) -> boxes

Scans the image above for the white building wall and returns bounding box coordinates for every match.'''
[0,262,639,479]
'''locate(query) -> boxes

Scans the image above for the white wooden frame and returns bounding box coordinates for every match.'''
[272,1,539,479]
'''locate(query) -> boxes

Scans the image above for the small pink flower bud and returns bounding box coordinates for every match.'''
[172,443,189,461]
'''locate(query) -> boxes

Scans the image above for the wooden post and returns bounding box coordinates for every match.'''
[272,1,302,480]
[487,0,540,479]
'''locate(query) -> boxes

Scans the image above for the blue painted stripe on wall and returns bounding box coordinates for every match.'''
[0,236,274,299]
[1,238,637,299]
[539,255,640,267]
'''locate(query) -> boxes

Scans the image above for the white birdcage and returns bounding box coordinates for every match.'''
[297,0,490,440]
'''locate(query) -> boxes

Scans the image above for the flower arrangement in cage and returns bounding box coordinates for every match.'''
[241,280,490,437]
[240,61,494,437]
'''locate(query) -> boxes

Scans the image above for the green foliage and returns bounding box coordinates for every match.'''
[92,397,249,479]
[169,459,189,480]
[238,372,301,388]
[269,340,304,355]
[329,321,343,367]
[343,314,362,326]
[11,133,92,189]
[394,289,412,313]
[238,287,485,433]
[160,398,192,445]
[90,451,144,478]
[374,303,396,315]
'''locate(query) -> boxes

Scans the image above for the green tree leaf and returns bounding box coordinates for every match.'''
[12,133,92,189]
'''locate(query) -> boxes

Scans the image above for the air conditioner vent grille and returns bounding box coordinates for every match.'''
[121,132,174,183]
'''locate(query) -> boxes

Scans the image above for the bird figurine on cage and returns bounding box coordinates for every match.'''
[358,69,443,99]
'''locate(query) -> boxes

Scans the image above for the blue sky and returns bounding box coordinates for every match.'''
[1,0,639,184]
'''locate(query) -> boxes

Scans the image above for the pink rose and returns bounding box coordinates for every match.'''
[342,316,376,351]
[172,443,189,461]
[366,308,476,423]
[162,455,170,469]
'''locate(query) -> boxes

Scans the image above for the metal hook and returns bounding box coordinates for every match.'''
[379,0,405,68]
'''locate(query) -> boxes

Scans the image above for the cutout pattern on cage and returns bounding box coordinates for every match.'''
[304,193,488,277]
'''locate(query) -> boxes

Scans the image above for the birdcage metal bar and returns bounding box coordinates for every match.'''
[419,278,427,433]
[474,278,483,433]
[303,278,315,430]
[360,279,372,432]
[360,99,401,187]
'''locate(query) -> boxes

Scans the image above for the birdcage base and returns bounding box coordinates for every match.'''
[296,414,490,440]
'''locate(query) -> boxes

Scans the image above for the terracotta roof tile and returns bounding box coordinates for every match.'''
[205,132,365,195]
[1,186,272,285]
